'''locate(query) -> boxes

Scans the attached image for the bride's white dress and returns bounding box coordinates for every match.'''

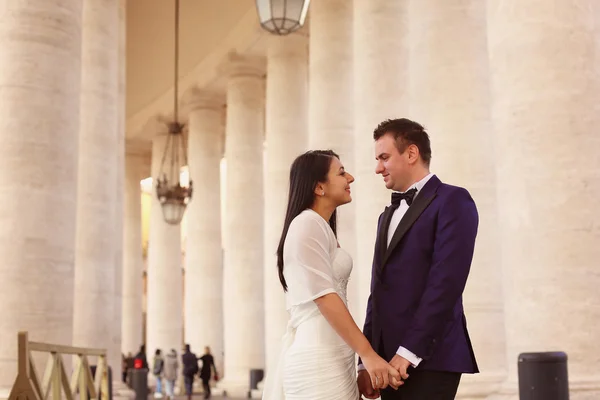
[262,209,359,400]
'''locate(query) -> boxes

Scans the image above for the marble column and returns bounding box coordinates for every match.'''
[487,1,600,399]
[308,0,359,318]
[122,149,147,356]
[0,0,82,394]
[146,134,183,365]
[353,0,409,328]
[263,30,308,380]
[72,0,120,373]
[112,0,126,382]
[219,52,266,396]
[183,88,225,374]
[408,1,506,398]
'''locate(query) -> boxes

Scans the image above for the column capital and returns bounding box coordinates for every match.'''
[219,51,266,79]
[181,86,225,113]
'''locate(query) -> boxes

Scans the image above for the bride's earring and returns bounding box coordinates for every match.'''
[322,191,325,196]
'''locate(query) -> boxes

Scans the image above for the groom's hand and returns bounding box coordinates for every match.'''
[390,355,411,380]
[357,370,379,399]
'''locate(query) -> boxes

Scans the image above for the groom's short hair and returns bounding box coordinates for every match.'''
[373,118,432,166]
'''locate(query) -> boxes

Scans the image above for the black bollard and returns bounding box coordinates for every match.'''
[247,369,264,397]
[518,352,569,400]
[129,368,149,400]
[249,368,264,391]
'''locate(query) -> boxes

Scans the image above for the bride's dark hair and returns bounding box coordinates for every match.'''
[276,150,338,291]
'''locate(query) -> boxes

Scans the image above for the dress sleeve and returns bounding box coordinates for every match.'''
[285,214,337,307]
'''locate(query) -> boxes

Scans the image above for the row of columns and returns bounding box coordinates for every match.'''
[0,1,597,400]
[133,1,598,399]
[0,0,127,394]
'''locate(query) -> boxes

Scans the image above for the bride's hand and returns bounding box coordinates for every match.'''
[361,352,401,390]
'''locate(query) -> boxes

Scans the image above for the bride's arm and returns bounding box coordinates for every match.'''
[314,293,376,360]
[314,293,400,390]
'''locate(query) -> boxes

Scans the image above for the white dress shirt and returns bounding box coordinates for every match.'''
[359,173,434,371]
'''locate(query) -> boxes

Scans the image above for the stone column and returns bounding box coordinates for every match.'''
[308,0,359,317]
[353,0,409,328]
[122,149,147,356]
[112,0,126,383]
[183,88,225,374]
[0,0,82,393]
[146,133,183,365]
[219,52,265,396]
[72,0,120,374]
[263,30,308,380]
[487,1,600,399]
[408,1,506,398]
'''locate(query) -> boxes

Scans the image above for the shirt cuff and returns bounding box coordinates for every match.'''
[396,346,422,368]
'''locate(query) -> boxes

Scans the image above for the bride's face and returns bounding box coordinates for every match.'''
[321,157,354,206]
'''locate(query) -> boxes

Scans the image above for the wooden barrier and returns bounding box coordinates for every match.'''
[8,332,109,400]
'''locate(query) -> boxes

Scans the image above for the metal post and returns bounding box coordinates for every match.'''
[518,352,569,400]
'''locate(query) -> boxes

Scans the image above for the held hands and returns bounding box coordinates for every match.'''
[361,352,402,392]
[389,355,411,381]
[357,355,412,399]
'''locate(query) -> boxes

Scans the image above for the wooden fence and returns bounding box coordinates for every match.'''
[8,332,109,400]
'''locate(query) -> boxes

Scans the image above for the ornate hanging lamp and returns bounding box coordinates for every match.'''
[155,0,192,225]
[256,0,311,35]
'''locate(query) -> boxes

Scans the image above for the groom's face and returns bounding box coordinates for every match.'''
[375,133,410,192]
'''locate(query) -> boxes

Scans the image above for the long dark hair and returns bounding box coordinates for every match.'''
[276,150,339,292]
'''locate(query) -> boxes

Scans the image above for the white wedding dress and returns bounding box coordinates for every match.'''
[262,209,359,400]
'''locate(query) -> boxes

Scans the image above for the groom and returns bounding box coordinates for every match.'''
[357,118,479,399]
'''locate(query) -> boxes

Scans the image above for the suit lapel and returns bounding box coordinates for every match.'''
[380,176,440,271]
[377,206,396,263]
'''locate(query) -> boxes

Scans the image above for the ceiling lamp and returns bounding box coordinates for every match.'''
[256,0,310,35]
[154,0,192,225]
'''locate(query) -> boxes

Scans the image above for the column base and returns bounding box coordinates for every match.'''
[0,387,11,400]
[112,380,135,400]
[216,378,251,398]
[457,371,505,399]
[487,376,600,400]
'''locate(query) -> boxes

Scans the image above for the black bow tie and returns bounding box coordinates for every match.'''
[391,188,417,207]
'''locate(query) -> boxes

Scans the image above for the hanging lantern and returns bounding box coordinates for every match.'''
[256,0,310,35]
[153,0,192,225]
[156,122,192,225]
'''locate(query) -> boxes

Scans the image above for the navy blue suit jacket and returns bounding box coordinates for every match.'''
[362,175,479,373]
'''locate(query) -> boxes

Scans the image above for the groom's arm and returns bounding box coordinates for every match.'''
[358,212,384,369]
[399,188,478,361]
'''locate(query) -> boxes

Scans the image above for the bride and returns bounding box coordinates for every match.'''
[262,150,401,400]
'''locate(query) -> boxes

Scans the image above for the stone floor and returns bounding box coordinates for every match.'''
[157,395,243,400]
[147,393,244,400]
